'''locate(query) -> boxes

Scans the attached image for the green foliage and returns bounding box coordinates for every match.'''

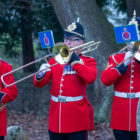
[113,0,127,13]
[96,0,109,8]
[96,0,127,13]
[0,0,63,57]
[0,34,22,57]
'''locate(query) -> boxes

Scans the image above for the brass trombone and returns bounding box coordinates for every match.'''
[1,41,101,87]
[116,41,140,66]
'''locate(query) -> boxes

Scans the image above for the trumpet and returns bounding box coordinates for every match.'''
[1,40,101,87]
[117,41,140,66]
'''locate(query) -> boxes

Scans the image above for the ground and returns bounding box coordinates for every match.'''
[7,110,115,140]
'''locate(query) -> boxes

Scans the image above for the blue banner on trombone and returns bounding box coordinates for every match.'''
[38,30,55,48]
[114,24,138,44]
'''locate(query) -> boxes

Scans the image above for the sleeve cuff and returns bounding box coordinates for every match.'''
[71,59,84,66]
[115,63,127,75]
[35,74,45,81]
[0,92,6,102]
[0,103,6,112]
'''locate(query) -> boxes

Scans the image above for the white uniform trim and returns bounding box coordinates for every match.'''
[51,95,84,103]
[0,103,6,112]
[112,55,119,65]
[115,91,140,98]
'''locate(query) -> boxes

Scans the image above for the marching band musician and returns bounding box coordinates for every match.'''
[33,22,97,140]
[101,13,140,140]
[0,59,18,140]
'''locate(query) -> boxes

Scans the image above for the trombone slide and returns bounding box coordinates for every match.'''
[1,40,101,87]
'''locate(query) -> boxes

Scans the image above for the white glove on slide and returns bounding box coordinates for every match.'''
[124,51,133,66]
[37,63,51,78]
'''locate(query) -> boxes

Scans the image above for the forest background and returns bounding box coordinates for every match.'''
[0,0,140,139]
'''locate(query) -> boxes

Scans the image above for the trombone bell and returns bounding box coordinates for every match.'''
[52,42,71,64]
[52,41,101,64]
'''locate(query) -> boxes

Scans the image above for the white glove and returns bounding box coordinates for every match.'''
[124,51,133,66]
[37,63,51,78]
[135,52,140,61]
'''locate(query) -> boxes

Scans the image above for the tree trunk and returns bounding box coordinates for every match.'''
[50,0,119,122]
[20,1,35,72]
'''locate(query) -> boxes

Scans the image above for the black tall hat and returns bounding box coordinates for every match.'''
[64,22,85,39]
[127,10,140,31]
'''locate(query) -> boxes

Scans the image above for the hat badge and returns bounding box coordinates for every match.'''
[67,22,77,31]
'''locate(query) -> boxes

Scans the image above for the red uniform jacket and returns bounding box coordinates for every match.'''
[33,54,97,133]
[101,52,140,131]
[0,59,18,136]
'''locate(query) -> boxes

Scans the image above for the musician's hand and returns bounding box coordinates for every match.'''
[36,63,51,80]
[69,52,80,64]
[124,51,133,66]
[133,42,140,64]
[116,64,127,75]
[135,52,140,64]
